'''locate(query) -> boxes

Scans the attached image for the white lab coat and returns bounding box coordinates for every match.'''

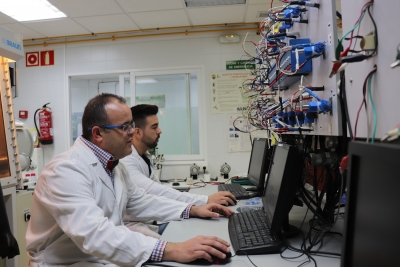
[25,137,188,267]
[120,145,208,207]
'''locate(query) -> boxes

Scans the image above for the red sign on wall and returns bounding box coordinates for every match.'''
[40,50,54,66]
[26,52,39,67]
[26,50,55,67]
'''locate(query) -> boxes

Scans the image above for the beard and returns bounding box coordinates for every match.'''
[143,135,159,149]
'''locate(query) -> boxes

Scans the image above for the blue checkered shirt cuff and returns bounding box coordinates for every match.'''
[150,240,167,261]
[182,204,193,219]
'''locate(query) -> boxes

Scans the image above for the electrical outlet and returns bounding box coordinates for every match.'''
[328,32,333,46]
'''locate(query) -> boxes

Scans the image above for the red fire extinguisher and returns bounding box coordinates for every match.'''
[34,103,53,145]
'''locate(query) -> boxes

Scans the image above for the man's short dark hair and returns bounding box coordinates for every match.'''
[82,93,126,140]
[130,104,159,129]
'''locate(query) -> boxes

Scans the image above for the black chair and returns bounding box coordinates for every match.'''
[0,186,19,259]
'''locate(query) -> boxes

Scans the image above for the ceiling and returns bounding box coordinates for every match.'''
[0,0,341,43]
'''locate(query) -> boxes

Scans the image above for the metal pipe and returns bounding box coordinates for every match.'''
[23,22,259,43]
[24,27,259,47]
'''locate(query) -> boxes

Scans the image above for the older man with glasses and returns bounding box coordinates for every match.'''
[26,93,233,267]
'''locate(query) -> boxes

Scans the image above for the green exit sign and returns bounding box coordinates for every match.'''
[226,60,256,70]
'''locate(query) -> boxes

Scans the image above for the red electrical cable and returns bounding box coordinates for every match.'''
[353,67,377,141]
[346,1,373,51]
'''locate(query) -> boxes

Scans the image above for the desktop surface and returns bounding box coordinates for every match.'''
[160,185,342,267]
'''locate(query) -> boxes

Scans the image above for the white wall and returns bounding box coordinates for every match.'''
[13,32,261,178]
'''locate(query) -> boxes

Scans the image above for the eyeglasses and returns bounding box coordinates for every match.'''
[88,122,135,132]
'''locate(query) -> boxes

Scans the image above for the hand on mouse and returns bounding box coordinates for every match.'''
[189,203,234,218]
[162,235,231,263]
[207,191,237,206]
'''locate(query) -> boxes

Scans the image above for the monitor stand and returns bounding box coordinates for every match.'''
[281,215,301,238]
[280,200,303,238]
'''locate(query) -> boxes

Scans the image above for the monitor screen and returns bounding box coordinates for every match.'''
[247,138,272,191]
[341,142,400,267]
[262,143,303,235]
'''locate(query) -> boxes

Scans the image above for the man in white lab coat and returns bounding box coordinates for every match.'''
[26,94,234,267]
[121,104,236,207]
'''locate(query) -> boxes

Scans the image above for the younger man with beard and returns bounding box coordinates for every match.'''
[121,104,236,208]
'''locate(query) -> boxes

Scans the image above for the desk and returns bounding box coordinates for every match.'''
[162,176,228,191]
[160,184,342,267]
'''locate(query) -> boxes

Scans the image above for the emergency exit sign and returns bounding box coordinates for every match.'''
[226,60,256,70]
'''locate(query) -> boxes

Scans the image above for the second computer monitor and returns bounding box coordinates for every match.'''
[341,142,400,267]
[247,138,272,192]
[262,143,303,236]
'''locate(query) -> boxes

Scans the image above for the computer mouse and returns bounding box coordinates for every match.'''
[172,182,180,186]
[191,251,232,265]
[211,251,232,264]
[222,200,237,206]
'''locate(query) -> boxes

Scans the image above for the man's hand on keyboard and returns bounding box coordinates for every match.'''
[190,203,235,218]
[207,191,237,206]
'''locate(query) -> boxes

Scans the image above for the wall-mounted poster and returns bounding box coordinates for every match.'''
[210,71,253,114]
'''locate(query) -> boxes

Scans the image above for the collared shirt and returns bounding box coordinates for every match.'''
[149,204,193,261]
[81,136,115,187]
[81,136,193,262]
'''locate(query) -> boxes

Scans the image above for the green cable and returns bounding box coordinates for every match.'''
[367,72,377,143]
[335,4,370,59]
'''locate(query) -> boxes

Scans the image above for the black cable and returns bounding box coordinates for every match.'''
[299,207,309,231]
[366,5,378,58]
[340,72,353,140]
[34,108,41,139]
[309,251,341,257]
[299,188,330,225]
[280,228,318,267]
[337,73,349,152]
[238,251,258,267]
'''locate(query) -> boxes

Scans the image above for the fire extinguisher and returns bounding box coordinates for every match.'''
[34,103,53,145]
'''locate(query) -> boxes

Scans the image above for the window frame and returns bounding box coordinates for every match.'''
[130,66,207,162]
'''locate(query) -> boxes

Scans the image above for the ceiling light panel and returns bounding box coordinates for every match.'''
[0,0,66,22]
[116,0,184,13]
[48,0,124,17]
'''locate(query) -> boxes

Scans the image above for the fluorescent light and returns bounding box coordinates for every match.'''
[0,0,66,22]
[185,0,246,7]
[136,78,157,84]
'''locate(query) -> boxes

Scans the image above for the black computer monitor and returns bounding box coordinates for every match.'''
[262,143,303,237]
[247,138,273,192]
[341,142,400,267]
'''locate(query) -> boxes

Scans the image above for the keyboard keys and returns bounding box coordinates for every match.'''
[218,184,251,199]
[228,210,282,255]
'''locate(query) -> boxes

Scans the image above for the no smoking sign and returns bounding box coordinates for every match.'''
[26,52,39,67]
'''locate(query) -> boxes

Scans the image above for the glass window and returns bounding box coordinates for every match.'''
[127,68,204,161]
[68,68,204,162]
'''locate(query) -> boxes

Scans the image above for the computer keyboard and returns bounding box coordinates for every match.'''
[228,210,282,255]
[218,183,253,199]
